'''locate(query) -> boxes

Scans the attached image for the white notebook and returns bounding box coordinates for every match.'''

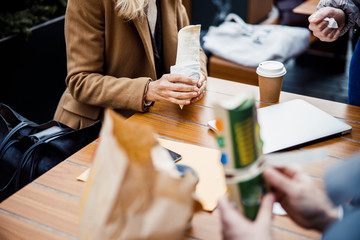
[257,99,352,154]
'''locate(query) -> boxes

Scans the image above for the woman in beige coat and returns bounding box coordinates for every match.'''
[54,0,208,129]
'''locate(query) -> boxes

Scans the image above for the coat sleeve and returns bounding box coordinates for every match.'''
[322,210,360,240]
[322,154,360,240]
[64,0,150,112]
[324,153,360,206]
[318,0,360,36]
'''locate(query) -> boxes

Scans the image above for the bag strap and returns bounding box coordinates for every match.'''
[26,120,101,181]
[0,115,10,141]
[0,139,18,161]
[0,127,70,193]
[0,103,40,154]
[0,121,29,154]
[0,119,66,157]
[17,128,72,188]
[225,13,246,24]
[225,13,253,33]
[0,103,35,126]
[0,139,20,190]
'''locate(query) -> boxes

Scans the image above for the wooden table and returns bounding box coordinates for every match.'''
[293,0,319,15]
[1,77,360,240]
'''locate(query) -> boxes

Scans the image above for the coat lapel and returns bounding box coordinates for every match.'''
[161,0,177,72]
[133,15,156,79]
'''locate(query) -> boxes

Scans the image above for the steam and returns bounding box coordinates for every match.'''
[211,0,232,26]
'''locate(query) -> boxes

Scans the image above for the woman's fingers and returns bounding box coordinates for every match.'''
[166,74,197,85]
[146,73,206,105]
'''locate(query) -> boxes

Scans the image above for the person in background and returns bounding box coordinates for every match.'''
[54,0,208,129]
[308,0,360,106]
[218,154,360,240]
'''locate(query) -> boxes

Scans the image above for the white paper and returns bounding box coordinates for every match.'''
[260,148,328,168]
[224,148,328,182]
[272,202,287,215]
[170,61,201,109]
[324,17,338,29]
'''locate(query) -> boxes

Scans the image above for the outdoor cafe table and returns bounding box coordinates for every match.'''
[1,77,360,240]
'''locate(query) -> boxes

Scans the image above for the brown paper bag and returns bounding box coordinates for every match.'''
[79,109,200,240]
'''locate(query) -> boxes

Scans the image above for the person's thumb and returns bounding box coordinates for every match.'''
[218,196,246,226]
[255,193,275,225]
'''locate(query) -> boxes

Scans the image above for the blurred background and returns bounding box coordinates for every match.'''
[0,0,357,123]
[184,0,358,105]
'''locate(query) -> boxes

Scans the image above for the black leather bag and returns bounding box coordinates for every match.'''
[0,103,101,201]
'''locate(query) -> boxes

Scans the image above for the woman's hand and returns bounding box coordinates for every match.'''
[308,7,346,42]
[145,74,200,105]
[191,73,207,103]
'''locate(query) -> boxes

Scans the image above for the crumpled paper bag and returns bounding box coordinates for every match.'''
[79,109,200,240]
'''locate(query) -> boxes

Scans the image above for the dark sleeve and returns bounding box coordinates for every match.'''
[318,0,360,35]
[324,153,360,206]
[322,209,360,240]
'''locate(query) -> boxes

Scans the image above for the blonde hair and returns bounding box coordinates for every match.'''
[114,0,149,20]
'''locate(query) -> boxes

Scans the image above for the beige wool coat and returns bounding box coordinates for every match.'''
[54,0,208,129]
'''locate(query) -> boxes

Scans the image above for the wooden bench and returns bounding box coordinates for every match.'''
[208,55,259,86]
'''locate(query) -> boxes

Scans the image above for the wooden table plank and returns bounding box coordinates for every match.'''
[341,121,360,142]
[301,156,341,178]
[186,211,222,240]
[302,137,360,159]
[35,162,86,198]
[150,102,214,126]
[130,113,218,149]
[272,227,319,240]
[0,211,71,240]
[273,215,321,239]
[65,142,97,167]
[0,184,79,237]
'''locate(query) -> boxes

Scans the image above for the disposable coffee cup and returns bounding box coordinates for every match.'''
[256,61,286,103]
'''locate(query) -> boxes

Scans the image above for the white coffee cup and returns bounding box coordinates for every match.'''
[256,61,287,103]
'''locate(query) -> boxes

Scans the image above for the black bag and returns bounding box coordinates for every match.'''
[0,103,101,202]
